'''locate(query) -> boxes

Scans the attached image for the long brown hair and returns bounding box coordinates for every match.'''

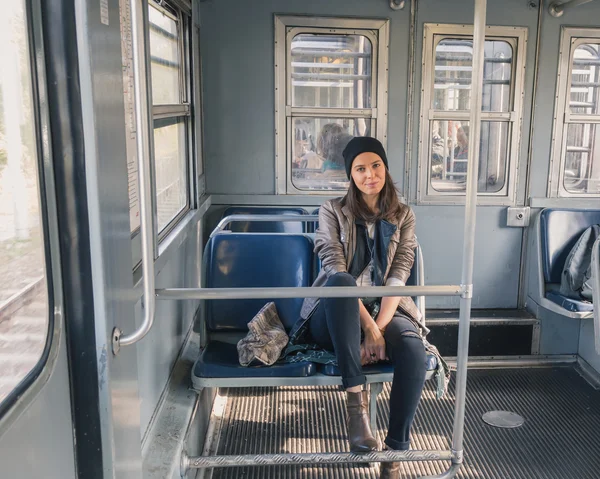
[343,169,403,222]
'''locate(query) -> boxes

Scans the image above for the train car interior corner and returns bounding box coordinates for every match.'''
[3,0,600,478]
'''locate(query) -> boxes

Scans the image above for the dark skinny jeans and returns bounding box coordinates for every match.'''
[309,272,427,450]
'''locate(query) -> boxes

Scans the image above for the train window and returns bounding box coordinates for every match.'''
[154,117,188,231]
[550,29,600,197]
[275,16,389,194]
[0,0,51,409]
[148,0,191,235]
[418,25,527,204]
[149,4,182,105]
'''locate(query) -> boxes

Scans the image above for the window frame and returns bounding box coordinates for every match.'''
[0,0,62,422]
[549,27,600,198]
[147,0,194,242]
[417,24,527,205]
[274,15,390,195]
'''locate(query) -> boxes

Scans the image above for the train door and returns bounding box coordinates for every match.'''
[0,0,76,477]
[409,0,538,309]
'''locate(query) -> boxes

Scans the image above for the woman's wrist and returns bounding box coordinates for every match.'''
[365,322,382,337]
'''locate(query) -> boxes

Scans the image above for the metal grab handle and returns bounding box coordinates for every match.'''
[112,0,155,354]
[211,214,319,238]
[416,237,426,323]
[592,236,600,354]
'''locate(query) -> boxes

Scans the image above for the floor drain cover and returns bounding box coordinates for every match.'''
[482,410,525,428]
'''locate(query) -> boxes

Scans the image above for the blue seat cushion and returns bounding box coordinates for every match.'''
[319,353,438,376]
[195,341,317,378]
[540,209,600,283]
[205,234,314,331]
[223,206,307,233]
[546,291,593,313]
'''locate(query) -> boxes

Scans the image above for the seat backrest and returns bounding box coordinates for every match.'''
[312,246,420,300]
[406,248,420,290]
[223,206,307,233]
[204,233,314,332]
[540,208,600,283]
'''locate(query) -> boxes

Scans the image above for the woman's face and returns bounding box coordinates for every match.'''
[350,152,386,198]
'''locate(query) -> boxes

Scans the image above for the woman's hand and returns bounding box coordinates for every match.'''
[360,326,387,365]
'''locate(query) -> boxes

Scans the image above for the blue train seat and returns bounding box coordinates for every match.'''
[192,232,438,427]
[539,208,600,314]
[222,206,308,233]
[195,233,317,379]
[320,245,436,376]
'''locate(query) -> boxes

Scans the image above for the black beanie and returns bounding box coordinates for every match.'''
[342,136,388,179]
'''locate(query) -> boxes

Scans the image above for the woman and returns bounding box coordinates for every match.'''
[292,136,427,479]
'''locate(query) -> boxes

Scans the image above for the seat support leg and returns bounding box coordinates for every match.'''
[369,382,383,433]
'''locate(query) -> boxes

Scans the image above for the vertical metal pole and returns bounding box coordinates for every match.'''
[117,0,156,348]
[452,0,487,463]
[591,236,600,355]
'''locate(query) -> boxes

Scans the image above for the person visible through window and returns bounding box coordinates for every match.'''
[317,123,353,173]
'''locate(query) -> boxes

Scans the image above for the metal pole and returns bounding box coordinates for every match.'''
[417,242,427,321]
[210,214,318,237]
[591,236,600,354]
[421,0,486,477]
[156,284,463,301]
[115,0,156,350]
[181,449,452,474]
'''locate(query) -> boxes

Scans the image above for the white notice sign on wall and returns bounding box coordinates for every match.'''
[119,0,141,233]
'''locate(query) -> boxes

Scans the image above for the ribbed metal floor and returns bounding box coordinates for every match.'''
[206,368,600,478]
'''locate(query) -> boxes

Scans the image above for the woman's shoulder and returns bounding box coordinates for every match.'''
[321,197,345,212]
[392,201,415,225]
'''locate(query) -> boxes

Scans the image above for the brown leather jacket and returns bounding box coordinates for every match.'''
[300,198,426,334]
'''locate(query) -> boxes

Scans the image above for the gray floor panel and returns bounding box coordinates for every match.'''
[208,367,600,478]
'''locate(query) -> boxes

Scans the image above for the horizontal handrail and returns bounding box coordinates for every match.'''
[592,235,600,354]
[156,284,463,300]
[181,449,454,471]
[211,214,319,238]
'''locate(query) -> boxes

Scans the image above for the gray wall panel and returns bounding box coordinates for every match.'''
[200,0,411,195]
[414,206,521,308]
[137,222,202,437]
[0,333,76,479]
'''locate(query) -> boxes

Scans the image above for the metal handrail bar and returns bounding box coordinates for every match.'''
[417,238,427,320]
[591,235,600,354]
[156,284,463,300]
[210,214,318,238]
[181,449,453,473]
[114,0,156,350]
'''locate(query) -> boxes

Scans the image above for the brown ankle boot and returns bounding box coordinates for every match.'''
[346,391,378,452]
[379,460,401,479]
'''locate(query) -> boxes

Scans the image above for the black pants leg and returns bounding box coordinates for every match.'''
[308,272,366,389]
[383,314,427,450]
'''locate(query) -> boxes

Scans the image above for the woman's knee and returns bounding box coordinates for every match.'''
[386,327,426,365]
[326,272,356,287]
